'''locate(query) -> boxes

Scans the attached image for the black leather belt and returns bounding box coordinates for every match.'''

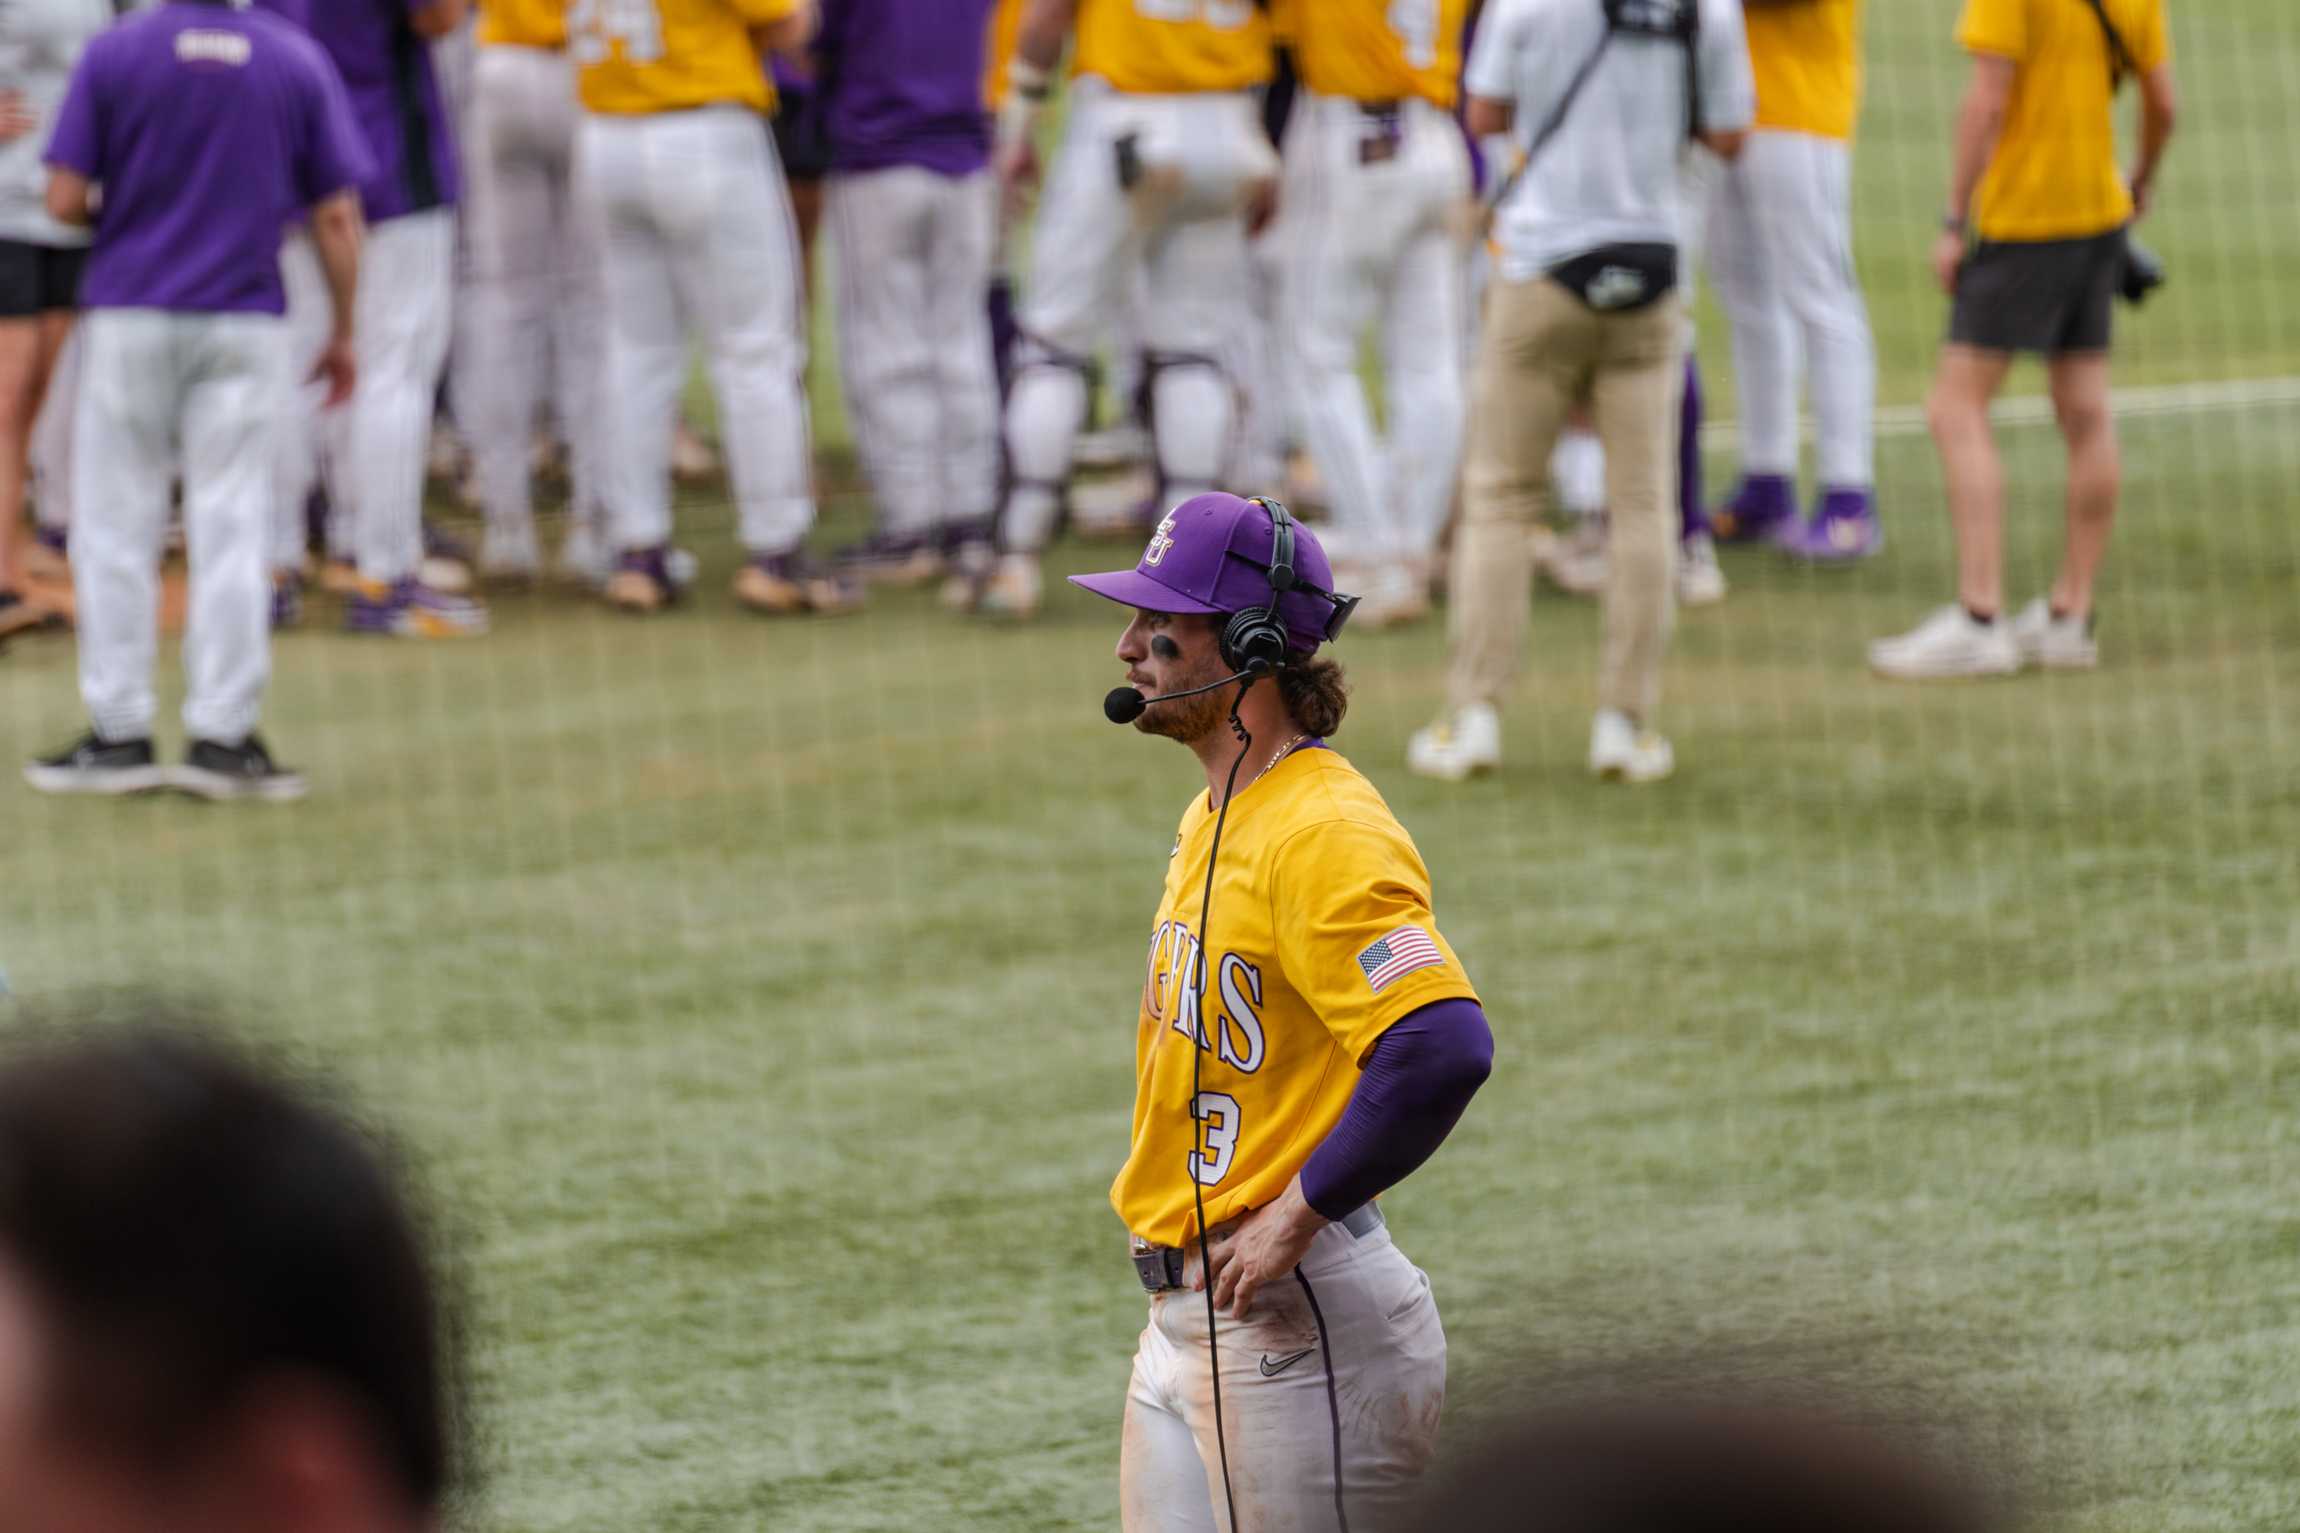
[1130,1203,1385,1294]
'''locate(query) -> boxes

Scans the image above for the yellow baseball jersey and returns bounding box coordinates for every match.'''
[984,0,1025,107]
[573,0,792,116]
[1074,0,1274,96]
[1747,0,1863,142]
[1956,0,2169,242]
[1275,0,1467,111]
[1112,747,1479,1248]
[478,0,568,50]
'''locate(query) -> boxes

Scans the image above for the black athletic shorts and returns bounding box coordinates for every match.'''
[0,239,86,318]
[1948,228,2125,356]
[771,85,830,184]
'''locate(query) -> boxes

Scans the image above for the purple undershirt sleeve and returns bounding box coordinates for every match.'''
[1299,997,1494,1222]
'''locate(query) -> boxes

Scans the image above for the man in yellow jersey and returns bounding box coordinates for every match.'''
[464,0,611,586]
[973,0,1280,620]
[1073,491,1494,1530]
[1871,0,2175,680]
[573,0,860,616]
[1273,0,1472,630]
[1704,0,1882,562]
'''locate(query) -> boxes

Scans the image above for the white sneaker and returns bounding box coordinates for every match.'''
[1406,705,1501,782]
[975,553,1042,621]
[557,521,613,588]
[1868,605,2023,681]
[1588,709,1673,783]
[2010,598,2099,670]
[1676,532,1728,607]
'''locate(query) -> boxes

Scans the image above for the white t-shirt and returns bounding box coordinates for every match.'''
[0,0,116,247]
[1467,0,1754,283]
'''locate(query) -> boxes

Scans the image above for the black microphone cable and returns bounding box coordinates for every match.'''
[1186,679,1256,1533]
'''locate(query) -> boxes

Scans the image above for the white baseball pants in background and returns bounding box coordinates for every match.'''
[29,325,79,537]
[1121,1219,1447,1533]
[344,208,457,583]
[72,310,285,743]
[581,105,813,557]
[466,43,606,543]
[1281,92,1470,567]
[826,165,999,541]
[1001,80,1277,553]
[1704,130,1875,488]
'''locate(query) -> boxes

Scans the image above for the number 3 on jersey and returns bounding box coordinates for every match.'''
[1133,0,1255,27]
[1189,1092,1241,1186]
[570,0,664,63]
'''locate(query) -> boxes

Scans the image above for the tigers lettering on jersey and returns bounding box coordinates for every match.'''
[477,0,569,50]
[1746,0,1862,142]
[1275,0,1467,111]
[1074,0,1274,96]
[1112,747,1479,1248]
[573,0,792,115]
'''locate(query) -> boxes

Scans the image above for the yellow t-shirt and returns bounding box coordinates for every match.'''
[1956,0,2170,242]
[478,0,568,50]
[1112,748,1480,1248]
[573,0,792,116]
[984,0,1026,107]
[1275,0,1467,111]
[1747,0,1863,141]
[1074,0,1274,96]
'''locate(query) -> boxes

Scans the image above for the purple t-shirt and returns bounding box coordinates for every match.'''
[44,2,372,316]
[252,0,313,29]
[819,0,994,178]
[304,0,457,223]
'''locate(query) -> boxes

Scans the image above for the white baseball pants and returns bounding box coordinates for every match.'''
[1704,130,1875,488]
[1281,92,1470,566]
[72,310,285,743]
[581,105,813,557]
[466,43,607,542]
[30,325,80,535]
[1001,80,1278,552]
[272,228,342,570]
[826,165,1000,541]
[1121,1219,1447,1533]
[343,208,457,584]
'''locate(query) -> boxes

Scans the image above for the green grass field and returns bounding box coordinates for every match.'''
[4,3,2299,1529]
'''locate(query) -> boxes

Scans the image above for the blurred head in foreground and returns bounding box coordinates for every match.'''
[0,1025,454,1533]
[1421,1395,2003,1533]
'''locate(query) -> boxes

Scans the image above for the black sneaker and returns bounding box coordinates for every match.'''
[24,731,165,796]
[172,735,308,803]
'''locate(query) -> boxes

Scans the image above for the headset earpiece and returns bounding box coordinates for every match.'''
[1220,498,1298,674]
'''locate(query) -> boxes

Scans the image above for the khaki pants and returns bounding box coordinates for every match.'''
[1447,276,1685,723]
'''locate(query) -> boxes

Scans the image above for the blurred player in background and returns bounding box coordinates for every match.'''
[1705,0,1880,561]
[1410,0,1752,786]
[0,1023,458,1533]
[818,0,1002,591]
[1073,492,1493,1530]
[1275,0,1473,631]
[26,0,366,802]
[580,0,856,617]
[306,0,488,640]
[1872,0,2174,679]
[979,0,1280,621]
[0,0,109,643]
[464,0,613,587]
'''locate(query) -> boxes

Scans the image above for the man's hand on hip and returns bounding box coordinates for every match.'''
[1193,1177,1329,1320]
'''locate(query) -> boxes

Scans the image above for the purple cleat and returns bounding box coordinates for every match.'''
[343,576,489,638]
[1710,473,1798,545]
[1785,486,1882,565]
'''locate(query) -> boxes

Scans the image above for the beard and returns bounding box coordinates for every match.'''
[1132,657,1232,745]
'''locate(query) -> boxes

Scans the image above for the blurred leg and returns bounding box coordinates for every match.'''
[180,320,285,743]
[70,313,175,740]
[1927,344,2016,616]
[1591,306,1685,727]
[2046,351,2118,620]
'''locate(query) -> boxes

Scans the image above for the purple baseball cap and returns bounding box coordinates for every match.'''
[1068,493,1356,654]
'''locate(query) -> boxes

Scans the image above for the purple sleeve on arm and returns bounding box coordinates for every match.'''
[1300,997,1494,1222]
[44,49,104,180]
[298,50,376,207]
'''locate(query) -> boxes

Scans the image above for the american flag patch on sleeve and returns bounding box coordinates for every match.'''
[1356,926,1445,993]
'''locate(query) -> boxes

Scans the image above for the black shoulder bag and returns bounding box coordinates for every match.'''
[2077,0,2167,305]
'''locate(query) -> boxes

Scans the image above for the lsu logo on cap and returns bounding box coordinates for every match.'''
[1143,513,1178,568]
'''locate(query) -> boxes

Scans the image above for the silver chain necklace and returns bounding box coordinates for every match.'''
[1246,733,1309,793]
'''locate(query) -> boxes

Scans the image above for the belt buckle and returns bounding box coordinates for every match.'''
[1130,1236,1185,1294]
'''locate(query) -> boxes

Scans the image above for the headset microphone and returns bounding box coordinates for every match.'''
[1103,666,1267,725]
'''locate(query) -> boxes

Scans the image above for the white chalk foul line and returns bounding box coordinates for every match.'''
[1697,374,2300,451]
